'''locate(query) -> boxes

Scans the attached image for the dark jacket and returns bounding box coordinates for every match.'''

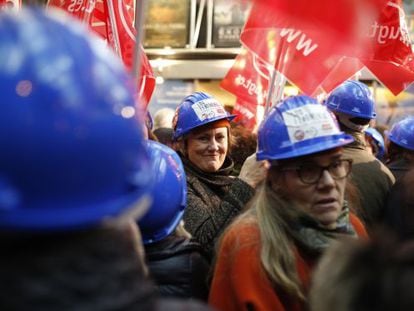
[387,157,411,182]
[180,154,255,260]
[384,168,414,240]
[145,235,210,301]
[343,131,395,226]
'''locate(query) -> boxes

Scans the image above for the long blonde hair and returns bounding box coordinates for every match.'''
[218,178,306,301]
[255,181,306,300]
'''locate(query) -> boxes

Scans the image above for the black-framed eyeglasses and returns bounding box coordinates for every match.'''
[280,159,353,185]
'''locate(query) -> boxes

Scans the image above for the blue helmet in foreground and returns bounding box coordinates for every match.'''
[138,141,187,244]
[173,92,236,140]
[388,117,414,151]
[0,8,153,231]
[257,95,354,161]
[326,80,376,119]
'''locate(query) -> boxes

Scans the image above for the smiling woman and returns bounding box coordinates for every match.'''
[209,95,368,311]
[173,92,268,261]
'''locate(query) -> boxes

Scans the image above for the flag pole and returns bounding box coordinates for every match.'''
[132,0,147,84]
[263,38,287,116]
[106,1,122,58]
[264,70,277,116]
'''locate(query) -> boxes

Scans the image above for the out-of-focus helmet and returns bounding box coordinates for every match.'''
[173,92,236,140]
[0,8,153,231]
[138,141,186,244]
[388,117,414,151]
[365,127,386,160]
[325,80,376,119]
[257,95,354,161]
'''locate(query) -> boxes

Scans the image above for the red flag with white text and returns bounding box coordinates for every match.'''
[363,0,414,95]
[47,0,95,23]
[220,49,272,130]
[241,0,387,95]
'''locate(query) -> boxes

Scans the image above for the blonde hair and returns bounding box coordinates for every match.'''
[255,182,306,300]
[219,178,306,301]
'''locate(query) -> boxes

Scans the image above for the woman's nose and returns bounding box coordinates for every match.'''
[316,169,335,189]
[208,138,220,150]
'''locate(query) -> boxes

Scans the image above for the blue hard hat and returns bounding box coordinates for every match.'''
[0,8,154,231]
[138,141,187,244]
[257,95,354,161]
[325,80,376,119]
[173,92,236,140]
[388,117,414,151]
[365,127,386,160]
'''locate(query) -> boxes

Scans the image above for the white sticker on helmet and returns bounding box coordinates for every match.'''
[191,99,226,121]
[282,105,340,143]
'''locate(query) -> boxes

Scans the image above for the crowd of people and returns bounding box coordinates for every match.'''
[2,6,414,311]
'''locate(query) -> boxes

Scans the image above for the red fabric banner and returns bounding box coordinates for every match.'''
[232,98,264,131]
[47,0,95,23]
[48,0,155,108]
[103,0,155,107]
[220,49,272,130]
[363,0,414,95]
[241,0,387,95]
[221,49,270,107]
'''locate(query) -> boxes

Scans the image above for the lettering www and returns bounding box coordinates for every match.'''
[279,28,319,57]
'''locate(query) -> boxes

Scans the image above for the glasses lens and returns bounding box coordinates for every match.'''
[298,165,321,184]
[297,160,351,184]
[329,160,350,179]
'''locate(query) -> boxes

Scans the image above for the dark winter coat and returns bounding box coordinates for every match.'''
[343,131,395,226]
[179,154,255,260]
[384,168,414,240]
[387,157,411,182]
[145,235,210,301]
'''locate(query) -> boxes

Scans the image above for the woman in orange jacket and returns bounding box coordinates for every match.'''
[209,95,368,311]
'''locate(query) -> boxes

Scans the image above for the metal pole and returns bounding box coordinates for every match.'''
[189,0,197,48]
[191,0,206,48]
[132,0,147,81]
[264,70,277,116]
[106,0,122,57]
[206,0,213,49]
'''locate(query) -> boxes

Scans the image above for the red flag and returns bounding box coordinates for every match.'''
[320,58,364,94]
[48,0,156,108]
[90,0,107,39]
[241,0,387,95]
[365,0,411,64]
[363,0,414,95]
[320,1,414,95]
[221,49,270,107]
[232,98,264,131]
[366,58,414,95]
[220,49,271,130]
[105,0,155,107]
[47,0,95,23]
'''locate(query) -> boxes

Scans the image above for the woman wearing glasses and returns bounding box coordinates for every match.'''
[209,95,368,311]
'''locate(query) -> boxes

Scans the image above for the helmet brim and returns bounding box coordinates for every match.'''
[257,134,354,161]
